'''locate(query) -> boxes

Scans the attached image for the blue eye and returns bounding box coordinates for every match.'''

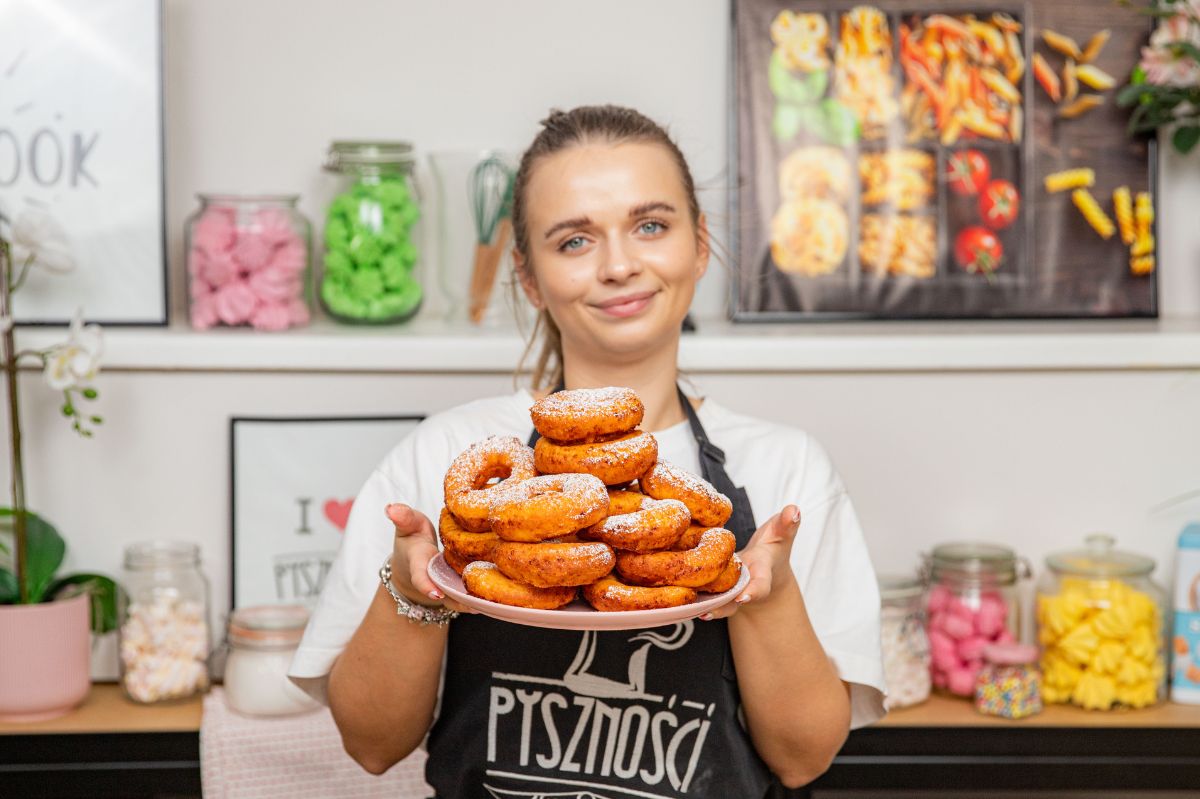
[559,236,585,252]
[639,220,666,235]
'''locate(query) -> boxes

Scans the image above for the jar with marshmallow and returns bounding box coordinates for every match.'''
[118,542,211,704]
[924,542,1030,699]
[1037,534,1166,710]
[185,194,313,331]
[878,573,932,709]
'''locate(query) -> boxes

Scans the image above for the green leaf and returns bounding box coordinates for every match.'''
[0,567,17,603]
[768,50,828,106]
[1170,41,1200,63]
[47,573,121,634]
[1116,83,1148,107]
[0,508,65,603]
[1174,125,1200,154]
[818,99,861,146]
[1131,65,1146,85]
[772,103,805,141]
[82,388,98,400]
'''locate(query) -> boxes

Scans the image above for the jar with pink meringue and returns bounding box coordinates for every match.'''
[185,194,313,331]
[924,542,1030,699]
[118,542,212,704]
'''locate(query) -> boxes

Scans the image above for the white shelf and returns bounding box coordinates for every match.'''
[17,316,1200,374]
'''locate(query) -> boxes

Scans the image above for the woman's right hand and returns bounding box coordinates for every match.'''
[385,503,474,613]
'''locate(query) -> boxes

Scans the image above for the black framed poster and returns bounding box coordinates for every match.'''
[732,0,1158,320]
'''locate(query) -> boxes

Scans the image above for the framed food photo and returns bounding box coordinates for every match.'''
[1,0,166,325]
[230,415,424,609]
[731,0,1158,320]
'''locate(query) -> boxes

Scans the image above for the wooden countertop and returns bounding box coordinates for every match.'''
[0,683,202,735]
[4,684,1200,736]
[878,692,1200,727]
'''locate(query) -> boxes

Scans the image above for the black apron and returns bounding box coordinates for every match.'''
[425,387,771,799]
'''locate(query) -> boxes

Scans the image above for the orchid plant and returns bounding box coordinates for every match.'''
[0,206,117,632]
[1118,0,1200,154]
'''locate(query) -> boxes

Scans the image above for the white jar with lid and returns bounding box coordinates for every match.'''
[223,605,319,717]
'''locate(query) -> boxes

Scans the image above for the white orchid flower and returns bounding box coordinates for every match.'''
[11,209,76,274]
[44,310,103,391]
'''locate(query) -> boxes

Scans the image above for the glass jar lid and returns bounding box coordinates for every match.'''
[228,604,310,650]
[878,573,924,602]
[1045,533,1155,578]
[197,193,299,207]
[324,141,414,174]
[124,541,200,570]
[927,541,1020,584]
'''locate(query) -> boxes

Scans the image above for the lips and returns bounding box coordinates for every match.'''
[594,291,657,317]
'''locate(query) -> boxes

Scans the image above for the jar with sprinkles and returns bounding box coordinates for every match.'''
[974,642,1042,719]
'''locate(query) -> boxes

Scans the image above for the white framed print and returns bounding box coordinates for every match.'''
[230,415,424,609]
[1,0,166,325]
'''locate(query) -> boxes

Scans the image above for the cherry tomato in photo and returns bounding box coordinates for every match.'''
[954,226,1004,278]
[979,179,1020,230]
[946,150,991,196]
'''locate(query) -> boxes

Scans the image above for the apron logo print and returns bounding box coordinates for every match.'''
[564,623,694,702]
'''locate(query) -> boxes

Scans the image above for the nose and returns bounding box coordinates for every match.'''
[597,235,642,283]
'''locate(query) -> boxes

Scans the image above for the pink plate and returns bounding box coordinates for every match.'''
[427,553,750,631]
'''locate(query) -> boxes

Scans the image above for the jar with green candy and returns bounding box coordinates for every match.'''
[320,141,423,323]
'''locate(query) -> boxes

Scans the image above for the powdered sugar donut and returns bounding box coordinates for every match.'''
[487,473,609,542]
[530,387,644,443]
[582,497,690,553]
[640,460,733,528]
[615,528,736,588]
[443,436,537,532]
[492,540,615,588]
[534,430,658,486]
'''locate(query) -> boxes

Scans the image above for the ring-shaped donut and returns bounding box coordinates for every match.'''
[487,473,609,542]
[607,488,645,516]
[530,387,644,443]
[582,575,696,611]
[438,507,498,563]
[672,524,708,552]
[534,431,657,486]
[492,540,615,588]
[582,498,690,553]
[443,435,536,532]
[462,562,576,609]
[615,528,737,588]
[640,460,732,528]
[697,553,742,593]
[443,547,475,576]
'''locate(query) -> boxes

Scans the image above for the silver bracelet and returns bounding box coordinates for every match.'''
[379,557,459,627]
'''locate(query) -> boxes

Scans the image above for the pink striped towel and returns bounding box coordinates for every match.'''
[201,687,432,798]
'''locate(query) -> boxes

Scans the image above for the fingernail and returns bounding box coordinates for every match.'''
[699,612,714,621]
[429,590,443,600]
[790,506,802,525]
[736,593,751,604]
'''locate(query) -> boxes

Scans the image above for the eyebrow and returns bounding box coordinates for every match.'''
[542,201,678,240]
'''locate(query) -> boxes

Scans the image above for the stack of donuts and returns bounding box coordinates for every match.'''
[438,387,742,611]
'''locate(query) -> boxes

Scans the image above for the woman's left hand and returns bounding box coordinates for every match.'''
[703,504,802,620]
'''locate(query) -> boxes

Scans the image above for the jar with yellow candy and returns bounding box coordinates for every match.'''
[1037,534,1167,711]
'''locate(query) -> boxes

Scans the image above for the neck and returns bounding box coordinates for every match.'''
[558,337,686,432]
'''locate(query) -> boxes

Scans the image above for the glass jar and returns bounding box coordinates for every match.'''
[924,542,1029,698]
[223,605,319,717]
[879,573,931,709]
[118,542,211,704]
[320,140,423,324]
[975,642,1043,719]
[1037,533,1167,710]
[184,194,313,331]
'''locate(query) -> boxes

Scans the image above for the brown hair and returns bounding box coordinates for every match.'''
[511,105,702,391]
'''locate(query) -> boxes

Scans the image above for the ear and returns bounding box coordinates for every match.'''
[513,249,544,310]
[694,212,711,281]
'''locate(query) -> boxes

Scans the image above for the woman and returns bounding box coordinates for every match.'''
[289,105,885,798]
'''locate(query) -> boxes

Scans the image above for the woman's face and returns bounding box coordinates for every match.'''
[516,140,708,362]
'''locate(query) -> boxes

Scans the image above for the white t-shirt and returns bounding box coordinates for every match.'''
[289,389,887,728]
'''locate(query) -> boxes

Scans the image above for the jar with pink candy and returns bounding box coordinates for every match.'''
[185,194,313,331]
[924,542,1031,699]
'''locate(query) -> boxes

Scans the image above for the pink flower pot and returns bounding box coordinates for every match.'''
[0,592,91,722]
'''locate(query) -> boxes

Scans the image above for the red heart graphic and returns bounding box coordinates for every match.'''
[324,499,354,532]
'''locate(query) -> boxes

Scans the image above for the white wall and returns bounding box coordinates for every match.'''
[6,0,1200,678]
